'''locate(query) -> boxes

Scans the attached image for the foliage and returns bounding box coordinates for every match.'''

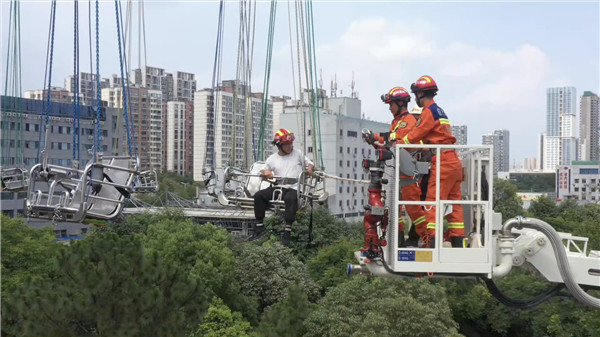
[307,238,361,290]
[92,209,190,236]
[235,240,321,313]
[190,297,254,337]
[141,216,259,324]
[1,215,64,335]
[263,207,362,262]
[136,171,200,204]
[258,284,314,337]
[527,194,560,220]
[493,178,524,220]
[303,276,462,337]
[4,233,208,337]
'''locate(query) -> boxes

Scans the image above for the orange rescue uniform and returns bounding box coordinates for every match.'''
[402,100,465,240]
[389,112,427,236]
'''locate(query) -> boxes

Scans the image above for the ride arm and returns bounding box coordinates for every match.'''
[495,216,600,309]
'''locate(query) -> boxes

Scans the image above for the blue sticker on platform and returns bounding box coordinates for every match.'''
[398,250,415,261]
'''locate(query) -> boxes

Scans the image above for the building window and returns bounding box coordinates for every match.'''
[339,160,343,167]
[347,130,358,138]
[347,160,350,167]
[339,146,343,154]
[347,187,350,193]
[339,187,342,193]
[307,146,313,153]
[347,147,350,154]
[308,129,311,135]
[340,129,343,136]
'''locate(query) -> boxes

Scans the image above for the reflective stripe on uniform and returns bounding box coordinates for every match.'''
[439,118,450,125]
[413,216,426,225]
[390,133,397,140]
[403,135,410,144]
[427,222,436,229]
[448,222,464,229]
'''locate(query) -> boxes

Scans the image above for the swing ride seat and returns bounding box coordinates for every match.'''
[217,162,327,212]
[1,167,29,191]
[132,169,158,193]
[26,155,138,222]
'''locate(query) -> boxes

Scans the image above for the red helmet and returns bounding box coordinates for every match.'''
[410,75,438,94]
[381,86,411,104]
[273,128,295,146]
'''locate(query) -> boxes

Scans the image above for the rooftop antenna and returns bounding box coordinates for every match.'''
[351,71,356,98]
[331,73,337,98]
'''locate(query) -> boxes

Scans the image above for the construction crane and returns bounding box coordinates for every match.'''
[348,129,600,309]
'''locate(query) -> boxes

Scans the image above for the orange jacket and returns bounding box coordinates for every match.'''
[402,100,456,145]
[389,111,417,143]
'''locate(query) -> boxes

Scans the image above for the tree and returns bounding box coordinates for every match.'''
[1,215,64,335]
[263,207,362,262]
[258,284,314,337]
[140,215,259,324]
[303,276,462,337]
[527,194,560,220]
[190,297,254,337]
[5,233,208,337]
[306,238,361,290]
[493,178,524,220]
[235,240,321,313]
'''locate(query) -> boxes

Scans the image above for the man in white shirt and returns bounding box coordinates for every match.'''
[253,129,314,245]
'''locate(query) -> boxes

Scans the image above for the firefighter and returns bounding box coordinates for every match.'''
[381,87,427,247]
[253,128,314,245]
[402,75,466,248]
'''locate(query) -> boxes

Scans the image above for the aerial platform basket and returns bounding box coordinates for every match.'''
[1,167,29,191]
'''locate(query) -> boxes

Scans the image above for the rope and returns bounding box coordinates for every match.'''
[38,0,57,163]
[115,0,133,156]
[257,0,277,162]
[314,171,369,185]
[118,0,137,156]
[206,0,225,171]
[94,0,101,161]
[72,0,81,163]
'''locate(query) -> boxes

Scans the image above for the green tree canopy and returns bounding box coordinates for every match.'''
[303,276,462,337]
[5,233,208,337]
[258,284,314,337]
[235,240,321,313]
[307,237,361,290]
[190,297,253,337]
[493,178,524,220]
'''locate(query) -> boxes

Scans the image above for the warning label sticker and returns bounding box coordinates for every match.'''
[398,250,433,262]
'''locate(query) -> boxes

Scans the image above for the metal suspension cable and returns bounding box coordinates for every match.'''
[93,0,101,162]
[72,0,81,163]
[306,0,323,169]
[38,0,57,164]
[257,0,277,162]
[246,0,257,168]
[206,0,226,171]
[115,0,133,156]
[118,0,137,156]
[2,0,24,168]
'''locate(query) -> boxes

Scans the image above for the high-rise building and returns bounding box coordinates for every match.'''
[452,124,468,145]
[279,95,389,222]
[24,87,72,104]
[173,71,197,101]
[64,72,109,106]
[580,91,599,161]
[165,101,193,175]
[102,86,163,171]
[193,81,274,181]
[482,129,510,176]
[544,87,578,170]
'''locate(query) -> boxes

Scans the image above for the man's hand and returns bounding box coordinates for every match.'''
[260,169,274,179]
[306,164,315,175]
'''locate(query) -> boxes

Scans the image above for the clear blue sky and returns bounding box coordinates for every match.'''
[2,0,599,165]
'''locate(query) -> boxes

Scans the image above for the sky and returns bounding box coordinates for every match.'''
[2,0,599,166]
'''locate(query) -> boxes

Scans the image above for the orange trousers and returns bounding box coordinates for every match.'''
[398,181,427,236]
[424,150,465,238]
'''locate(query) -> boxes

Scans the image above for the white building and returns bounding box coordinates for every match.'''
[193,82,274,181]
[556,161,600,203]
[166,101,191,175]
[64,72,110,106]
[173,71,197,101]
[452,124,468,145]
[580,91,599,161]
[279,96,389,222]
[101,86,163,171]
[482,129,510,177]
[543,87,578,170]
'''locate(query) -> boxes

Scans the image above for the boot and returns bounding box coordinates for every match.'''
[451,236,467,248]
[281,227,292,246]
[398,231,406,248]
[248,224,265,241]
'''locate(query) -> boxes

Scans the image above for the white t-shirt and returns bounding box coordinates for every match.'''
[264,149,314,190]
